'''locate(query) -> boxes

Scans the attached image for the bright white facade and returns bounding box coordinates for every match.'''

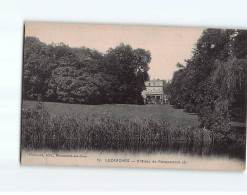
[142,79,168,104]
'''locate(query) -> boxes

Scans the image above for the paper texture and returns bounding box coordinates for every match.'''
[21,22,246,171]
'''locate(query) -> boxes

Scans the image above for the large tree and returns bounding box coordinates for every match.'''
[23,37,151,105]
[168,29,247,134]
[103,43,151,104]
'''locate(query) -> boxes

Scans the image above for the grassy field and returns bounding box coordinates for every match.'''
[21,101,245,160]
[22,101,199,126]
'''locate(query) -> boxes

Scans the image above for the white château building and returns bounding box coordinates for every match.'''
[142,79,168,104]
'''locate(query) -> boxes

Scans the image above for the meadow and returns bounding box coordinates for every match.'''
[21,101,246,160]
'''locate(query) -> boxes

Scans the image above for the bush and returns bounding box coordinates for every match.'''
[184,103,197,113]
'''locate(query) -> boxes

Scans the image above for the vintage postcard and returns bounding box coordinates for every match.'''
[21,22,246,171]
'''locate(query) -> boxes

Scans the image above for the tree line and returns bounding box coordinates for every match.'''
[168,29,247,134]
[23,37,151,105]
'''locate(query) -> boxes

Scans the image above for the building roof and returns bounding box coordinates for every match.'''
[147,79,164,82]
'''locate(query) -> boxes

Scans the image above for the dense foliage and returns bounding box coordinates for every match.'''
[23,37,151,104]
[168,29,247,134]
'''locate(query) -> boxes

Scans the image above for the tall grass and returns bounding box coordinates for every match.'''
[21,102,246,159]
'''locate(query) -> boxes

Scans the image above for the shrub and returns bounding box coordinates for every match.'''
[184,103,197,113]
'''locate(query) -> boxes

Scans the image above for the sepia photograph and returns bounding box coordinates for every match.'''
[20,22,246,171]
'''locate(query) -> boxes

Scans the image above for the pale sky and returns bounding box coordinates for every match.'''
[25,22,204,80]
